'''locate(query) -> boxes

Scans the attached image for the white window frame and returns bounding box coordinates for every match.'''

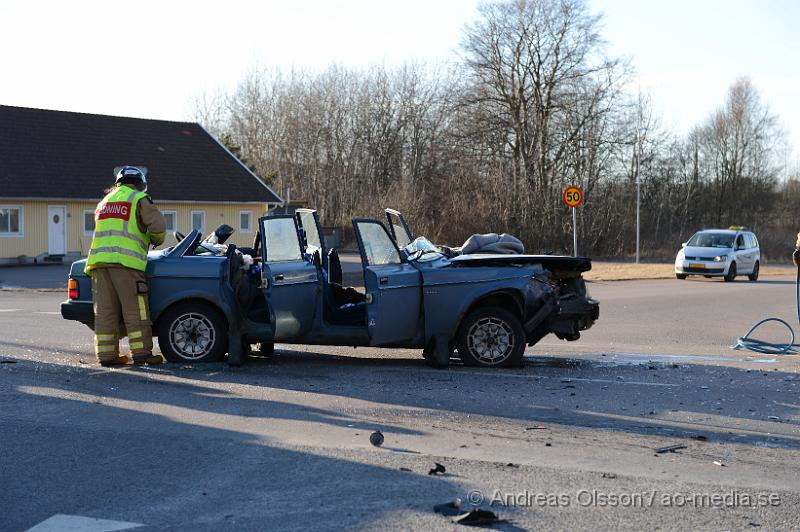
[162,210,178,233]
[0,204,24,237]
[239,210,253,233]
[82,209,96,236]
[191,210,206,233]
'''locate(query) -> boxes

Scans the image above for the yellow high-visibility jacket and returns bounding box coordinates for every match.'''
[85,186,151,274]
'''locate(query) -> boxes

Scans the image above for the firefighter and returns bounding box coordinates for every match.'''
[85,166,166,366]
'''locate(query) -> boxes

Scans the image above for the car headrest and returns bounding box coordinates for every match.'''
[227,245,241,283]
[328,248,343,285]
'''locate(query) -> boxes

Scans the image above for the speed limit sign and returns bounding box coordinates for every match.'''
[562,185,583,257]
[562,185,583,208]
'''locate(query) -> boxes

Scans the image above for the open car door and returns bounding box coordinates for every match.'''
[384,209,413,249]
[295,208,326,268]
[352,218,421,346]
[259,215,319,341]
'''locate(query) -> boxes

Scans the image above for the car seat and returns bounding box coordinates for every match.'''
[328,248,343,285]
[323,247,365,325]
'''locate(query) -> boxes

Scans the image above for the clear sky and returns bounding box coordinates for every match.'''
[1,0,797,159]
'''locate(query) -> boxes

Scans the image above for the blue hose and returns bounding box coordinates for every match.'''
[730,267,800,354]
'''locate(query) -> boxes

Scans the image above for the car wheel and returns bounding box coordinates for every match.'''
[676,273,687,280]
[456,306,525,368]
[724,262,737,282]
[158,301,228,363]
[748,261,759,281]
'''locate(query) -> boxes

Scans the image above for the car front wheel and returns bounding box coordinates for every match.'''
[724,262,737,282]
[158,301,228,363]
[456,306,525,368]
[748,261,759,281]
[676,273,687,280]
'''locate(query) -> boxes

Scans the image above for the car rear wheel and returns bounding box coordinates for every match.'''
[748,261,759,281]
[158,301,228,363]
[724,262,737,282]
[676,273,687,280]
[456,306,525,368]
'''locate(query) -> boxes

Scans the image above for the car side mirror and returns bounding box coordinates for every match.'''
[681,242,687,247]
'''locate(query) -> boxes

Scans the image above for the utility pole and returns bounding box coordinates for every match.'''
[635,125,641,264]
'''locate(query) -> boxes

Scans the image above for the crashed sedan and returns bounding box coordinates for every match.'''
[62,209,599,368]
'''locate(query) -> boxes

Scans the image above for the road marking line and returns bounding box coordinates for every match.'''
[35,311,62,315]
[0,308,22,312]
[27,514,143,532]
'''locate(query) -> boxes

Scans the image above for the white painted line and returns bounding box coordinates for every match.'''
[35,311,62,315]
[27,514,143,532]
[0,309,22,312]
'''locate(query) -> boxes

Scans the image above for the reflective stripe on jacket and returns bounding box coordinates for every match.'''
[85,186,151,274]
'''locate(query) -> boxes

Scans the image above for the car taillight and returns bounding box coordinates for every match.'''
[68,278,79,300]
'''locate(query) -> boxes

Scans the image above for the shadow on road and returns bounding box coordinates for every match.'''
[3,361,484,531]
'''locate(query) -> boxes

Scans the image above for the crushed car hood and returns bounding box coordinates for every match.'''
[449,254,591,273]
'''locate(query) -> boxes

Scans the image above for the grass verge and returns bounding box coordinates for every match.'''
[585,261,797,282]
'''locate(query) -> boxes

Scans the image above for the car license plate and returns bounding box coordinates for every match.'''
[689,263,705,269]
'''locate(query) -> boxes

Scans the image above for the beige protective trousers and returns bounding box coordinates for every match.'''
[91,265,153,360]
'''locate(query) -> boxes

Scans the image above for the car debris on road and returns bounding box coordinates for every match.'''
[655,444,688,454]
[369,430,384,447]
[428,463,446,476]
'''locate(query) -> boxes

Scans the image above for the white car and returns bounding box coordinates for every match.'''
[674,229,760,282]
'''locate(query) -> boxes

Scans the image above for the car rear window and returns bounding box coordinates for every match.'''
[687,232,735,248]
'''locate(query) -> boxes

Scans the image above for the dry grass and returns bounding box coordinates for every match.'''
[585,261,797,281]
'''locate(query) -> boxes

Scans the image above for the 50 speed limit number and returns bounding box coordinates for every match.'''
[562,185,584,208]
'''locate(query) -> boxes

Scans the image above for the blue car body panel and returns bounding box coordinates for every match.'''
[61,209,599,364]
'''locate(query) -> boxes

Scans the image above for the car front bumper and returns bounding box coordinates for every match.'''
[675,259,729,276]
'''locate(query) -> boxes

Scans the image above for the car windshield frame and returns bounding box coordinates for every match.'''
[687,232,736,248]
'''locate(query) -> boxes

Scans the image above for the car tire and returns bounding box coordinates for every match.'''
[748,261,759,281]
[157,301,228,363]
[676,273,687,280]
[724,262,737,282]
[456,306,525,368]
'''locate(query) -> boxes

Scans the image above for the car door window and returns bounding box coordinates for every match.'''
[296,210,323,254]
[262,217,302,262]
[355,221,401,266]
[385,210,413,249]
[750,234,759,249]
[736,235,744,250]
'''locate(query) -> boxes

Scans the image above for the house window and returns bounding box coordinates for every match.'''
[240,210,253,233]
[0,205,23,237]
[83,210,96,235]
[163,211,177,233]
[191,211,205,233]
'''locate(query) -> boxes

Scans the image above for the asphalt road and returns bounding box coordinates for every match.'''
[1,278,799,531]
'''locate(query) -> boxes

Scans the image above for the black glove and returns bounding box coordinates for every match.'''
[793,248,800,267]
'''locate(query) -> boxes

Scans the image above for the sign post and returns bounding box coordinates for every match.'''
[562,185,584,257]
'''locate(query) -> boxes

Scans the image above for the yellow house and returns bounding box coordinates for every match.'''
[0,105,282,264]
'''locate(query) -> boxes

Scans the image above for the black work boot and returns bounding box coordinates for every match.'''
[99,356,129,367]
[133,354,164,365]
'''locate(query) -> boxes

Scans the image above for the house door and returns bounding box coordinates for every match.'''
[47,206,66,256]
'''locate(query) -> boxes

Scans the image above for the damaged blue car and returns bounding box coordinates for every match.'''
[61,209,599,368]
